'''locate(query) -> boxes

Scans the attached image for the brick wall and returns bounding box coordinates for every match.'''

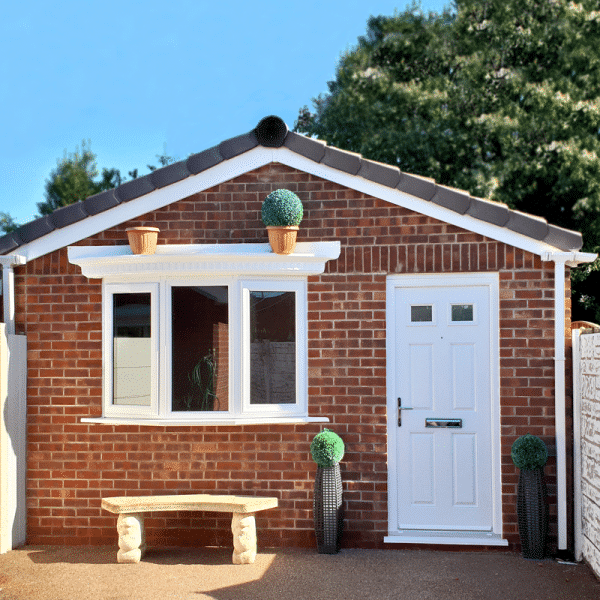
[18,163,560,550]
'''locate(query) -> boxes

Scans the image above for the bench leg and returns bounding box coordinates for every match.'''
[231,512,256,564]
[116,513,146,564]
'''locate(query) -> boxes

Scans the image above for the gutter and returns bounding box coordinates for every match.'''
[542,251,597,551]
[0,255,26,335]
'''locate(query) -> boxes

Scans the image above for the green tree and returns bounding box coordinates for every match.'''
[37,141,176,216]
[38,141,119,215]
[0,212,19,234]
[296,0,600,321]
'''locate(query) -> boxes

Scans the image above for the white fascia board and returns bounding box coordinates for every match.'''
[271,147,575,258]
[541,251,597,266]
[14,144,586,263]
[16,147,277,263]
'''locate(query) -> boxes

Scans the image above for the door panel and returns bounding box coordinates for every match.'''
[394,284,493,532]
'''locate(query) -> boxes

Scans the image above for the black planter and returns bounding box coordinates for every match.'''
[516,467,548,559]
[313,464,343,554]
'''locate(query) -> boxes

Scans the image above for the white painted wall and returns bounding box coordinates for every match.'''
[573,330,600,576]
[0,324,27,553]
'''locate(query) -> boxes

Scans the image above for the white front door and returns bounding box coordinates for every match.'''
[387,274,501,540]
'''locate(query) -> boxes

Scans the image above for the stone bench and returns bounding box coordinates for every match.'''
[101,494,278,564]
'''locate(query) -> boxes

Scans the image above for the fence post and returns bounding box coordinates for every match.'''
[572,328,583,561]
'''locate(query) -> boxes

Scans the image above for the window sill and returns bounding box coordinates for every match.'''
[81,416,329,426]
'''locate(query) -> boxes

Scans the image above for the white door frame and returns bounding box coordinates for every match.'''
[384,272,506,546]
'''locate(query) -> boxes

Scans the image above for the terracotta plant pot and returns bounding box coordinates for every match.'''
[126,227,160,255]
[266,226,299,255]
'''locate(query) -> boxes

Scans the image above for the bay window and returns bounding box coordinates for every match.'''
[69,242,339,425]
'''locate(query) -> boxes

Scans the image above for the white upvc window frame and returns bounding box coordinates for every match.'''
[240,278,307,418]
[103,277,308,422]
[103,282,160,419]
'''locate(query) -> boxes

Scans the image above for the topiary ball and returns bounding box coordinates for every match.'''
[311,428,344,468]
[261,189,303,227]
[511,434,548,470]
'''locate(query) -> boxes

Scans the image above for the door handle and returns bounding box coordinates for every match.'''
[397,398,414,426]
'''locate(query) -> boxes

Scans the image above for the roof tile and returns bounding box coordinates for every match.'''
[51,201,88,228]
[84,189,120,215]
[396,172,437,201]
[466,197,510,226]
[544,224,583,251]
[283,131,326,162]
[322,146,362,175]
[0,233,22,255]
[357,159,402,188]
[506,210,548,240]
[218,132,258,160]
[116,175,156,203]
[2,116,584,256]
[150,159,190,189]
[15,216,55,243]
[187,146,223,174]
[431,186,472,214]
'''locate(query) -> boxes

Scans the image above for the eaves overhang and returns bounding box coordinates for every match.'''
[2,115,586,263]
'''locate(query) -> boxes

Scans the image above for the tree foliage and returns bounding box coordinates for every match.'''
[38,141,121,216]
[296,0,600,321]
[37,141,175,217]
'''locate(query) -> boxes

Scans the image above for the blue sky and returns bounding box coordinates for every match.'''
[1,0,451,227]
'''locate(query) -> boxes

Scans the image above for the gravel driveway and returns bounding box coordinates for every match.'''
[0,545,598,600]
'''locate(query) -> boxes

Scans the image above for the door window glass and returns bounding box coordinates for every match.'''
[451,304,474,322]
[411,305,433,323]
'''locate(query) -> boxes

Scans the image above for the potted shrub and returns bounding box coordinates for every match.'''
[310,428,344,554]
[511,433,549,559]
[261,189,303,255]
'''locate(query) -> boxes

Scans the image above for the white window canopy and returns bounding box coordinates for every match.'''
[68,242,341,280]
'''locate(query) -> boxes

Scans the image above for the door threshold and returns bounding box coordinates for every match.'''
[384,530,508,546]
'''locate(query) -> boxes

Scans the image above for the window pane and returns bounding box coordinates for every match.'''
[451,304,474,322]
[113,293,151,406]
[171,286,229,412]
[411,305,433,322]
[250,291,296,405]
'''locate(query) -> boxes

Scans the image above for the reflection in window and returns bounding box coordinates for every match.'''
[113,293,151,406]
[171,286,229,412]
[250,291,296,404]
[451,304,474,322]
[411,305,433,322]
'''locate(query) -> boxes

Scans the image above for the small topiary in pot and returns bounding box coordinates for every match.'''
[311,428,345,554]
[261,189,303,254]
[511,433,548,559]
[511,433,549,470]
[311,428,345,467]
